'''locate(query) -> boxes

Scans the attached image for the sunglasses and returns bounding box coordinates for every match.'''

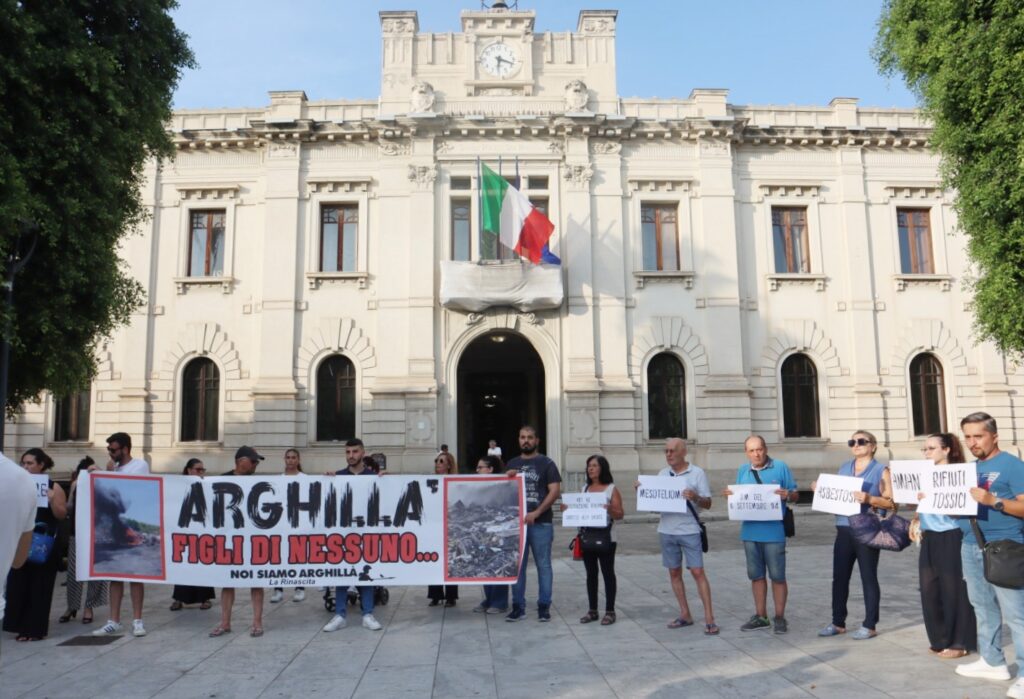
[847,438,873,447]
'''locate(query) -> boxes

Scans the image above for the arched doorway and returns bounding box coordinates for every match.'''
[457,332,545,472]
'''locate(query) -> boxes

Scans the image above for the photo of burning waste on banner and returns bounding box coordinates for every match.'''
[90,475,165,580]
[444,477,523,582]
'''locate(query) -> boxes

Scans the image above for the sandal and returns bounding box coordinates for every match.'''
[15,636,29,642]
[169,601,183,612]
[579,610,599,624]
[59,610,77,623]
[704,623,720,636]
[249,626,264,638]
[82,610,93,624]
[199,601,212,610]
[938,648,968,659]
[208,626,232,638]
[817,624,846,637]
[601,612,616,626]
[667,617,694,629]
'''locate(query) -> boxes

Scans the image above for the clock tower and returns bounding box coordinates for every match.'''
[461,6,536,96]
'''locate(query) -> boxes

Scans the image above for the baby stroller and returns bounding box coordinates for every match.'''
[322,585,390,613]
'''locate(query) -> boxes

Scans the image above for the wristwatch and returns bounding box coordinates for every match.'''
[993,498,1006,512]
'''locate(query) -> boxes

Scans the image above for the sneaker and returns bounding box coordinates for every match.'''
[362,614,382,631]
[1008,677,1024,699]
[850,627,876,640]
[505,606,525,622]
[322,615,347,632]
[538,605,551,622]
[956,656,1011,681]
[773,617,788,634]
[270,589,284,604]
[92,620,123,636]
[486,607,507,615]
[292,589,306,603]
[740,615,771,632]
[131,619,146,637]
[472,603,489,613]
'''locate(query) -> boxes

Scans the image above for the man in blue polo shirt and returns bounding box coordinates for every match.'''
[724,435,798,634]
[953,413,1024,699]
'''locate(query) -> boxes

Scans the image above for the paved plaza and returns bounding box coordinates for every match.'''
[0,510,1016,699]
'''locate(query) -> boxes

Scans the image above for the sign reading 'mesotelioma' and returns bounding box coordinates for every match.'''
[76,473,525,587]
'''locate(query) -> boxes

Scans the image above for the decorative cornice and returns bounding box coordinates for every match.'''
[306,177,373,194]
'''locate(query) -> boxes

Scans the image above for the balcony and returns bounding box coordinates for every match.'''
[439,261,564,313]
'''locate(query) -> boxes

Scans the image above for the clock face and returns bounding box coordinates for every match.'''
[478,42,520,78]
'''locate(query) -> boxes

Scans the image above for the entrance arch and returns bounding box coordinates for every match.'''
[456,332,546,471]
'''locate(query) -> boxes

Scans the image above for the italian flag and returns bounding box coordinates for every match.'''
[480,163,556,264]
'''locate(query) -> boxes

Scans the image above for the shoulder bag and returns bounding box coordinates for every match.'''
[685,500,709,553]
[751,466,795,538]
[848,508,912,551]
[970,518,1024,590]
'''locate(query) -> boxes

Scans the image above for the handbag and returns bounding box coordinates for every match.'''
[686,501,709,553]
[751,466,795,538]
[970,518,1024,590]
[579,527,614,555]
[569,535,583,561]
[848,509,912,551]
[28,522,56,565]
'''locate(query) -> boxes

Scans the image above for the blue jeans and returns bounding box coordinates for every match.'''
[334,586,374,618]
[482,585,509,610]
[743,540,787,582]
[512,523,553,609]
[961,543,1024,676]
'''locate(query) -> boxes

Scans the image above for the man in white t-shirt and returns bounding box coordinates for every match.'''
[91,432,151,638]
[0,450,38,663]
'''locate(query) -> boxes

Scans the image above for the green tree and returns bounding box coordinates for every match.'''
[875,0,1024,358]
[0,1,194,412]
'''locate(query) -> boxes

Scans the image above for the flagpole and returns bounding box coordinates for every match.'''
[476,156,483,263]
[515,157,524,265]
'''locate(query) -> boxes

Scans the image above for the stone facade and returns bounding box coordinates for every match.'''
[7,7,1021,491]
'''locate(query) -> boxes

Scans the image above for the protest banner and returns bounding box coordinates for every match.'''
[812,473,864,516]
[32,474,49,508]
[636,475,688,513]
[889,460,929,505]
[917,462,978,516]
[75,473,525,588]
[561,493,609,528]
[726,484,783,521]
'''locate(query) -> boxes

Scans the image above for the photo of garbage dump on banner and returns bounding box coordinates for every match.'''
[444,477,523,582]
[90,475,166,580]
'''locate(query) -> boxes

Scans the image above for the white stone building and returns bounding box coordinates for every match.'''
[7,5,1022,489]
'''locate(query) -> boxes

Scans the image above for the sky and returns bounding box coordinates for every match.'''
[170,0,918,111]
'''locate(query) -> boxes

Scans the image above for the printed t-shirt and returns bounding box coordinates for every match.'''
[958,450,1024,544]
[507,454,561,524]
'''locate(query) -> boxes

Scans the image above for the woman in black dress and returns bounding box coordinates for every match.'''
[427,452,459,607]
[4,448,67,641]
[60,456,107,624]
[170,459,216,610]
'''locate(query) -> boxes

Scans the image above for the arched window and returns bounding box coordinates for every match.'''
[781,353,820,438]
[181,358,220,441]
[910,353,946,436]
[647,353,686,439]
[317,355,356,442]
[54,388,91,441]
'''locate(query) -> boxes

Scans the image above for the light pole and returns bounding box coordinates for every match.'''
[0,221,38,452]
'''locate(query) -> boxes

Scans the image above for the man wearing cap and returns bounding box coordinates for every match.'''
[323,438,384,632]
[209,446,267,637]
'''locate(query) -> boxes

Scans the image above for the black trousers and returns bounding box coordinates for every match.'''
[831,526,881,630]
[427,585,458,603]
[920,528,977,651]
[3,557,59,638]
[582,543,617,612]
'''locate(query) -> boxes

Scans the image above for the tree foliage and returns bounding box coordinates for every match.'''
[875,0,1024,358]
[0,0,194,413]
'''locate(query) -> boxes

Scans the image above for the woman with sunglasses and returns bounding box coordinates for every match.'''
[910,433,977,658]
[427,452,459,607]
[815,430,894,640]
[170,459,216,611]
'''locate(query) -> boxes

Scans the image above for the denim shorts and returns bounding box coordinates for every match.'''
[659,532,704,570]
[743,540,786,581]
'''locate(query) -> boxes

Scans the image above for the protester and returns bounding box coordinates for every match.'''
[427,452,459,608]
[61,457,107,624]
[0,450,37,660]
[908,433,977,659]
[722,435,798,634]
[505,425,561,622]
[210,447,266,637]
[170,459,215,612]
[637,438,717,634]
[568,455,623,626]
[271,449,306,604]
[472,455,509,614]
[323,438,383,632]
[3,449,67,641]
[953,413,1024,698]
[814,430,894,640]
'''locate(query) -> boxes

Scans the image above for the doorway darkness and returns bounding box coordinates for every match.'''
[457,332,545,473]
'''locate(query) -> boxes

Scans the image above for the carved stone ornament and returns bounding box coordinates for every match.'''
[268,142,299,158]
[410,81,435,113]
[407,165,438,187]
[379,141,410,156]
[381,18,413,33]
[591,141,621,155]
[582,18,612,34]
[435,141,454,154]
[477,87,520,96]
[547,140,565,156]
[563,164,594,187]
[564,80,590,112]
[466,313,485,326]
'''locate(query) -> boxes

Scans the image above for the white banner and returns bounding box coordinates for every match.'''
[917,462,978,516]
[727,484,783,521]
[32,474,49,508]
[561,493,609,528]
[889,460,929,505]
[75,473,525,587]
[812,473,864,516]
[636,476,688,513]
